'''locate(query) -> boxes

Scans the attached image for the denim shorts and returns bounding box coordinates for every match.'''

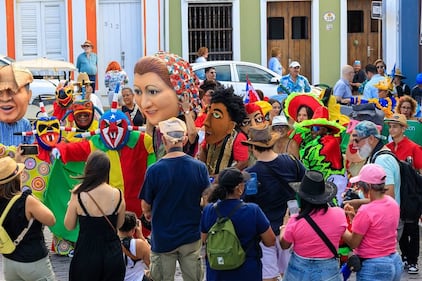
[357,252,402,281]
[283,252,341,281]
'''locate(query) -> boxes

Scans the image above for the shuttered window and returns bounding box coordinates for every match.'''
[188,3,233,62]
[15,1,67,60]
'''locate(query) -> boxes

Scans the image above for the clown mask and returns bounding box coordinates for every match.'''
[55,84,74,108]
[99,110,130,150]
[35,117,61,150]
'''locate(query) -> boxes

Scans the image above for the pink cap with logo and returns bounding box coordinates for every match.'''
[350,163,386,184]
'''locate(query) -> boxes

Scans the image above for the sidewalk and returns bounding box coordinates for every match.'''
[1,227,422,281]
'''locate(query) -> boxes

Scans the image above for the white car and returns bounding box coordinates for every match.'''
[191,61,281,98]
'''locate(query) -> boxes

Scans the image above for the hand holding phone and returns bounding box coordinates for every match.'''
[287,199,299,215]
[20,144,39,155]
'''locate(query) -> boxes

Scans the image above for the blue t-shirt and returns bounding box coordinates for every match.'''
[333,78,353,99]
[139,155,209,253]
[0,118,34,146]
[244,154,306,235]
[76,52,98,75]
[201,199,270,281]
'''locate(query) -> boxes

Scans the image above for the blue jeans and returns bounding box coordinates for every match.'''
[283,252,341,281]
[357,252,402,281]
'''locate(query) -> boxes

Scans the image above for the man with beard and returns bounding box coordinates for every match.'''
[348,120,402,238]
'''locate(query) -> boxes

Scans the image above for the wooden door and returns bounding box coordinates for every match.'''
[267,1,312,83]
[347,0,383,66]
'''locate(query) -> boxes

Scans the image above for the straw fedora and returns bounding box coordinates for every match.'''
[289,170,337,204]
[0,157,25,185]
[75,72,92,85]
[81,40,94,48]
[241,125,280,148]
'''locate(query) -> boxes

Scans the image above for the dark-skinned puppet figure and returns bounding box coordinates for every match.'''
[292,105,347,205]
[197,87,248,176]
[45,89,155,255]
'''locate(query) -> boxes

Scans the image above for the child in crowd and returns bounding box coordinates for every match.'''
[118,211,151,281]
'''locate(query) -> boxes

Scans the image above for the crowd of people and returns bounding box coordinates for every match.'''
[1,46,422,281]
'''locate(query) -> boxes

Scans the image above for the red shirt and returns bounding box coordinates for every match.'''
[386,137,422,170]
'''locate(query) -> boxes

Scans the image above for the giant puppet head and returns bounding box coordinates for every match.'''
[55,82,74,108]
[203,87,247,144]
[98,108,131,150]
[34,116,61,151]
[14,102,63,151]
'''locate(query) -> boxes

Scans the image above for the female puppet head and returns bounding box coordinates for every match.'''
[133,52,199,126]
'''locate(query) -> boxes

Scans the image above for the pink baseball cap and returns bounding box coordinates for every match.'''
[350,163,386,184]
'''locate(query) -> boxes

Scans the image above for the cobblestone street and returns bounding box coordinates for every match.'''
[0,227,422,280]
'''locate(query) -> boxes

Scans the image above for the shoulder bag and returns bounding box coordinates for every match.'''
[85,192,137,260]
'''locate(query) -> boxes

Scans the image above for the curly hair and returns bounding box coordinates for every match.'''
[396,95,417,118]
[210,87,247,125]
[105,61,122,72]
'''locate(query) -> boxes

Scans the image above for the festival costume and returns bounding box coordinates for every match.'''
[45,91,155,253]
[292,107,347,205]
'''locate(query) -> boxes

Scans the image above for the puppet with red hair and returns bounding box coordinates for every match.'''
[105,60,129,106]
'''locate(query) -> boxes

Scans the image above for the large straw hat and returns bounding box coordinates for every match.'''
[0,157,25,185]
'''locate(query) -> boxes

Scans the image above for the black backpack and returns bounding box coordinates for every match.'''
[371,150,422,219]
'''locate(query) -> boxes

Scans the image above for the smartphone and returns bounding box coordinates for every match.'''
[287,199,299,215]
[20,144,39,155]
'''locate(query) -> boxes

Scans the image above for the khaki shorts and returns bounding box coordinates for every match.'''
[150,239,203,281]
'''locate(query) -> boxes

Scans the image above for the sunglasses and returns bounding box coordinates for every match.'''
[82,45,91,48]
[352,136,369,144]
[376,65,384,69]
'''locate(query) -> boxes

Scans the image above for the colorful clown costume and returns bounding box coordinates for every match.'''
[45,93,155,248]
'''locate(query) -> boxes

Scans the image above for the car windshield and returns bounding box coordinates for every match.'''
[236,65,274,84]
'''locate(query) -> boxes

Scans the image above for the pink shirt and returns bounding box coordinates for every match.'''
[353,195,399,258]
[284,207,347,258]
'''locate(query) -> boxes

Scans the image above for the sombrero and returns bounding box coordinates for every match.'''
[284,93,323,122]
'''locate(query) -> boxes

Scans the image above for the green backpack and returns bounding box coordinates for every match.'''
[206,202,246,270]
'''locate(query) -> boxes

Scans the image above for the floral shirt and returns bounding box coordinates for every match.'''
[104,70,128,93]
[277,74,311,95]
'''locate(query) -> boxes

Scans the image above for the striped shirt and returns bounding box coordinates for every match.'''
[0,119,34,146]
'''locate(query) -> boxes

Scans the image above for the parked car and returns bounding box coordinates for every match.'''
[191,61,281,98]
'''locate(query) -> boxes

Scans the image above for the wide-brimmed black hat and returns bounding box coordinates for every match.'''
[289,170,337,204]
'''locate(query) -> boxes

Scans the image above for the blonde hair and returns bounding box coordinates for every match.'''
[197,47,208,57]
[271,47,281,57]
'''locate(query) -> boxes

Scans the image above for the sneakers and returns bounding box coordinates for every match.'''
[408,264,419,274]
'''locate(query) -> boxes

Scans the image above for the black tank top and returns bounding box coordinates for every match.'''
[0,190,48,262]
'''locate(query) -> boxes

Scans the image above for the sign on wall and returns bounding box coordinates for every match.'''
[371,1,382,20]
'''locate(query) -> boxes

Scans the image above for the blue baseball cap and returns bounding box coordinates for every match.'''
[354,120,385,140]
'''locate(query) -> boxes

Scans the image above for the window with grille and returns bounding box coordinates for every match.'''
[268,17,284,40]
[291,16,308,39]
[348,11,364,33]
[188,3,233,62]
